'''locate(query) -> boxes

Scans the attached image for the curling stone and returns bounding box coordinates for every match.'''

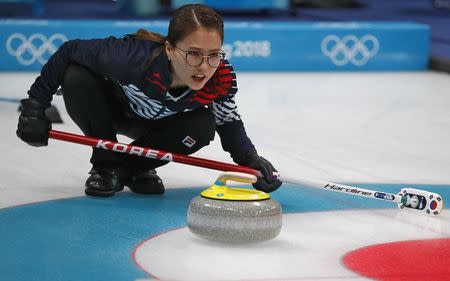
[187,172,282,243]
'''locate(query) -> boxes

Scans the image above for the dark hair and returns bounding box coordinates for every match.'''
[134,4,224,46]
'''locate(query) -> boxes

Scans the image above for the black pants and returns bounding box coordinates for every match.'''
[61,64,216,171]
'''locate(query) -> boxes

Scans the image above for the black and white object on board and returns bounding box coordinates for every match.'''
[282,177,445,216]
[397,188,444,216]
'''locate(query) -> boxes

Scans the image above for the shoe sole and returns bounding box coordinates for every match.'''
[84,186,124,197]
[85,189,116,197]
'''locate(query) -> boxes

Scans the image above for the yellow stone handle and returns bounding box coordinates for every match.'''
[215,172,257,186]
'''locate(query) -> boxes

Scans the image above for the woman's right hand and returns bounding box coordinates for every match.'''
[16,98,51,147]
[240,150,282,193]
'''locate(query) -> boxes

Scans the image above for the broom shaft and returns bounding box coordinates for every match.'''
[49,130,443,215]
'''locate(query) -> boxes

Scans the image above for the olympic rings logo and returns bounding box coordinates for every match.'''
[321,34,379,66]
[6,33,68,66]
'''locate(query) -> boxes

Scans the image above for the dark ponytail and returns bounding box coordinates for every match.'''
[132,28,166,66]
[134,28,166,44]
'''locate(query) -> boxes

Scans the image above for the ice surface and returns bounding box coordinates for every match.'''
[2,71,450,208]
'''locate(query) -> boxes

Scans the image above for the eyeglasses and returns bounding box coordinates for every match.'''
[175,47,225,68]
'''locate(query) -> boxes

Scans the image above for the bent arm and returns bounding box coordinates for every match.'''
[28,36,150,106]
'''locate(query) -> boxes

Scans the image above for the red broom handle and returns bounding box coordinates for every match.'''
[48,129,262,177]
[50,131,446,216]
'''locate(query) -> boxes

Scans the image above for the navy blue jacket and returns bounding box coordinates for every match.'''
[27,36,255,163]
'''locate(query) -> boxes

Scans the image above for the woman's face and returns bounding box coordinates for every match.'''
[166,27,222,90]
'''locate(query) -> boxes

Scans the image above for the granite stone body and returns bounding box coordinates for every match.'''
[187,196,282,243]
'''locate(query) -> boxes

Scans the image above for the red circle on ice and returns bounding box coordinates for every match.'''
[343,238,450,281]
[430,200,437,210]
